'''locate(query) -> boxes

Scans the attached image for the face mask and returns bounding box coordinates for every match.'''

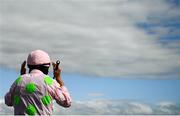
[40,66,49,75]
[28,65,49,75]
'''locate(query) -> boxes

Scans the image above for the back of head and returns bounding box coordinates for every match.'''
[27,50,51,74]
[27,50,50,66]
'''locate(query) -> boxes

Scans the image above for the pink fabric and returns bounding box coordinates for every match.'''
[27,50,51,65]
[5,69,71,115]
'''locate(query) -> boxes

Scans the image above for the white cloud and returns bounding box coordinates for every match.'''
[125,102,153,114]
[0,100,13,115]
[154,101,180,114]
[0,99,179,115]
[0,0,180,78]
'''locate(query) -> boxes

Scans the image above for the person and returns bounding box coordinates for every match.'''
[4,50,71,115]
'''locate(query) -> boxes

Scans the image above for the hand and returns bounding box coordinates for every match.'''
[52,62,64,86]
[20,61,26,75]
[52,62,61,78]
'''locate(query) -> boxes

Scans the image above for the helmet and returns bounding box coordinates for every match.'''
[27,50,50,66]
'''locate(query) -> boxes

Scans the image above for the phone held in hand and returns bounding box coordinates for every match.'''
[53,60,60,79]
[55,60,60,70]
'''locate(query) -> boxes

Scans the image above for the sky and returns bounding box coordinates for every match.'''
[0,0,180,115]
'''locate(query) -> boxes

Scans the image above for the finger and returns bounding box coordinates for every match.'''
[20,61,26,75]
[52,62,56,69]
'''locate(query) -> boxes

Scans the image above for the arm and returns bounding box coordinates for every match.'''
[52,62,71,107]
[51,81,71,107]
[5,61,25,106]
[4,82,16,106]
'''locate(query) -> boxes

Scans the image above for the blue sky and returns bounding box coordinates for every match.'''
[1,66,180,104]
[137,17,180,41]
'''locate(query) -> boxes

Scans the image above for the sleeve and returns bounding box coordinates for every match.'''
[4,82,16,106]
[48,80,72,107]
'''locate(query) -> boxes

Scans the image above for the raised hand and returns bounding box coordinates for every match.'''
[52,61,64,86]
[20,60,26,75]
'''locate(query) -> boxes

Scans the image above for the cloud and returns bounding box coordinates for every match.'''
[0,99,180,115]
[0,100,13,115]
[154,101,180,114]
[0,0,180,78]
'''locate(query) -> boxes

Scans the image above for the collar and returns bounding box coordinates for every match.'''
[30,69,44,76]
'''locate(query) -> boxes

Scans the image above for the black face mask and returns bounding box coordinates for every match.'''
[28,65,49,75]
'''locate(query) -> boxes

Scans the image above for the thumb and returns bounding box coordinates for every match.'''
[52,62,56,70]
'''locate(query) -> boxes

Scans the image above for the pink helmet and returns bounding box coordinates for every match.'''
[27,50,51,66]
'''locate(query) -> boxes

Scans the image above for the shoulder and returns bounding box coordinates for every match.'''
[43,75,61,88]
[43,75,54,86]
[14,75,26,85]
